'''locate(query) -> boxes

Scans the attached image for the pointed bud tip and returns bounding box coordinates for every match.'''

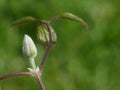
[24,34,30,40]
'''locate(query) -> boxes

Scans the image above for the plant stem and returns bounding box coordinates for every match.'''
[35,20,53,90]
[29,58,36,70]
[35,72,45,90]
[48,15,61,24]
[39,23,52,71]
[0,72,31,80]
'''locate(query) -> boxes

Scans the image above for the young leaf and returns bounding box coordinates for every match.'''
[12,16,36,26]
[61,12,88,29]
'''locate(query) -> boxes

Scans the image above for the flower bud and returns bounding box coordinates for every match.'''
[22,34,37,58]
[37,24,57,47]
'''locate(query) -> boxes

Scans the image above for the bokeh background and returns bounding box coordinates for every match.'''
[0,0,120,90]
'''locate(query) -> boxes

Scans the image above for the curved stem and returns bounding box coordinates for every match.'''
[35,19,52,71]
[39,23,52,71]
[0,72,31,80]
[35,20,53,90]
[48,15,61,24]
[35,72,45,90]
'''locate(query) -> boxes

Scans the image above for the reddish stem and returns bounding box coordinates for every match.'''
[0,72,31,80]
[39,23,52,71]
[35,73,45,90]
[48,15,61,24]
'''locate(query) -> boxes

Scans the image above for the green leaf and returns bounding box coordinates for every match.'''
[12,16,36,26]
[61,12,88,29]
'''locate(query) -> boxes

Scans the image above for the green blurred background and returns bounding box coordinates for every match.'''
[0,0,120,90]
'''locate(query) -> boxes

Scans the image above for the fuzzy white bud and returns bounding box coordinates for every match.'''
[22,34,37,58]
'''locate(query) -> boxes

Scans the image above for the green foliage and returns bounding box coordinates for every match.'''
[12,16,35,26]
[0,0,120,90]
[61,12,88,29]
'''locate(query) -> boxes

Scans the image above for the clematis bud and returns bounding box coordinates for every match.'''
[37,24,57,47]
[22,34,37,58]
